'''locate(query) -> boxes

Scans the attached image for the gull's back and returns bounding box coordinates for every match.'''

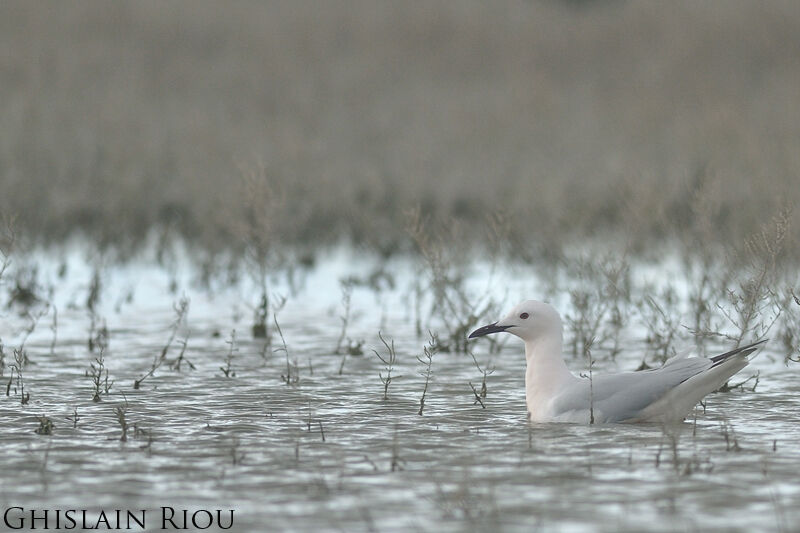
[547,341,764,424]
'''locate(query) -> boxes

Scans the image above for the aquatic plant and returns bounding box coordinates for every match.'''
[86,268,102,314]
[49,305,57,356]
[87,315,109,354]
[35,415,54,436]
[168,338,194,372]
[562,252,631,359]
[66,407,80,429]
[390,424,404,472]
[655,424,714,477]
[468,345,494,402]
[335,281,365,374]
[638,288,682,368]
[219,329,237,378]
[230,161,288,340]
[6,348,30,405]
[417,332,438,415]
[714,206,791,346]
[778,289,800,363]
[335,281,362,354]
[116,401,129,442]
[582,340,596,424]
[275,313,298,386]
[372,332,397,401]
[87,345,113,402]
[135,296,190,388]
[468,381,485,409]
[406,206,500,353]
[719,418,742,452]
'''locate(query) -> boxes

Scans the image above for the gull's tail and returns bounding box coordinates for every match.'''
[635,339,767,423]
[709,339,768,368]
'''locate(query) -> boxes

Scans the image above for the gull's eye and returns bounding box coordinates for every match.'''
[519,312,529,320]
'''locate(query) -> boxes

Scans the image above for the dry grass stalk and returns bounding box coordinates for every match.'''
[405,206,500,353]
[563,253,631,359]
[717,206,791,346]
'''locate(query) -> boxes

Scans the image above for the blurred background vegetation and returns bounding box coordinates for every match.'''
[1,1,798,260]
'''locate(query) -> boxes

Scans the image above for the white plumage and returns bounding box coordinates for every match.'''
[469,300,765,424]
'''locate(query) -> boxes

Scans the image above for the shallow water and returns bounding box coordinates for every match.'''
[1,249,798,532]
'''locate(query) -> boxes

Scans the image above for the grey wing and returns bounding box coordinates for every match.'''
[551,357,712,423]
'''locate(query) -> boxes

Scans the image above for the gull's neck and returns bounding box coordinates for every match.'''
[524,331,575,420]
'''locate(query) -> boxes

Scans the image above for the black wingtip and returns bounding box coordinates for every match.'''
[710,339,768,366]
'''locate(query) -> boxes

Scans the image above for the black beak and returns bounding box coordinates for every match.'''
[468,322,511,339]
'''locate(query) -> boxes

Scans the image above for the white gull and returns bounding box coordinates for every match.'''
[468,300,766,424]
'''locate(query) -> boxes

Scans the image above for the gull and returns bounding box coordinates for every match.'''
[468,300,766,424]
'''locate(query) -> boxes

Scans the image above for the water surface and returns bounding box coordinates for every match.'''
[1,249,798,532]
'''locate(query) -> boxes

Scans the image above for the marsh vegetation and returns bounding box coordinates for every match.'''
[2,1,800,531]
[2,1,800,260]
[1,235,799,531]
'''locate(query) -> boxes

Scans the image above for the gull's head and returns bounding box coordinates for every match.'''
[468,300,562,343]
